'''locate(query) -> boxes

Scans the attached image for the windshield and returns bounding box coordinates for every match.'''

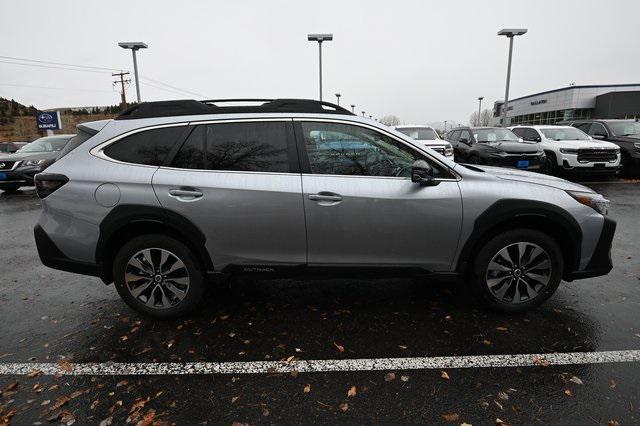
[474,128,519,143]
[396,127,439,140]
[608,121,640,137]
[16,136,71,153]
[540,127,590,141]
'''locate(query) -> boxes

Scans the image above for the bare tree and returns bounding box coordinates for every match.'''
[469,111,480,126]
[480,109,492,126]
[379,115,401,127]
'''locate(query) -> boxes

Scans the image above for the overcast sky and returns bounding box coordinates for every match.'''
[1,0,638,124]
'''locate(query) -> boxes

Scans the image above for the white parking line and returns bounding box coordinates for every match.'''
[1,350,640,376]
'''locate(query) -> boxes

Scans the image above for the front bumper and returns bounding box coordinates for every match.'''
[486,154,544,171]
[0,166,42,186]
[565,217,616,280]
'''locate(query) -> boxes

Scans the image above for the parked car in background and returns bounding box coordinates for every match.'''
[0,134,74,193]
[445,126,545,171]
[561,119,640,175]
[510,125,621,177]
[393,125,454,159]
[33,99,614,318]
[0,141,29,155]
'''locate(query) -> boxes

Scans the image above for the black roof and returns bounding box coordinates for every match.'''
[115,98,354,120]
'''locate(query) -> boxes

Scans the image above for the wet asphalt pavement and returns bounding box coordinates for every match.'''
[1,182,639,425]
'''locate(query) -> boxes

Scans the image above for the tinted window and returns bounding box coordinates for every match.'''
[459,130,472,142]
[587,123,608,137]
[608,121,640,137]
[17,136,71,153]
[524,128,540,142]
[105,126,186,166]
[300,122,446,178]
[540,127,589,141]
[172,122,290,173]
[448,130,460,142]
[575,123,591,132]
[172,126,206,169]
[511,128,525,137]
[473,128,519,143]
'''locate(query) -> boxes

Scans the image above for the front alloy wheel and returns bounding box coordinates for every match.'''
[485,242,552,304]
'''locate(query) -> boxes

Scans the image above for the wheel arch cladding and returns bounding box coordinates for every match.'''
[96,205,214,283]
[456,199,582,279]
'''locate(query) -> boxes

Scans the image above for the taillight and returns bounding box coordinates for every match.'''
[35,173,69,199]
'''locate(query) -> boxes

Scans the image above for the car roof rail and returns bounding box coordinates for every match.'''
[115,98,354,120]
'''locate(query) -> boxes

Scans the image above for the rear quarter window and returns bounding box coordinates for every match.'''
[104,126,187,166]
[57,130,91,160]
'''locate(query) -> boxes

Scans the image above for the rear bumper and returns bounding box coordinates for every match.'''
[565,217,616,280]
[34,224,103,278]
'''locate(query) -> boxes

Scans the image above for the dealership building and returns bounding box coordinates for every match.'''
[492,83,640,126]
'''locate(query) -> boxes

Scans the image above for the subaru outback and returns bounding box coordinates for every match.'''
[34,99,616,318]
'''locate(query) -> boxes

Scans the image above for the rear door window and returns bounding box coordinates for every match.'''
[171,121,294,173]
[104,126,187,166]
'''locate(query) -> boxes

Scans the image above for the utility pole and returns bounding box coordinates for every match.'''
[112,71,131,111]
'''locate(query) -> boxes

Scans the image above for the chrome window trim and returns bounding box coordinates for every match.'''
[293,117,461,181]
[91,118,293,170]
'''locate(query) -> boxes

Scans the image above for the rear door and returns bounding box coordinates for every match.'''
[295,119,462,271]
[152,119,307,270]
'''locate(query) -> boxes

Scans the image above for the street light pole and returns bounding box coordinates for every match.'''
[497,29,527,127]
[118,42,148,103]
[477,96,484,126]
[307,34,333,101]
[335,93,341,105]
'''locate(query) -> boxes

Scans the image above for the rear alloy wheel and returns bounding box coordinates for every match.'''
[471,229,563,313]
[541,154,556,175]
[113,235,205,318]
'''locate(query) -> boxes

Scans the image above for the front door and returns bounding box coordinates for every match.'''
[152,120,307,270]
[295,120,463,271]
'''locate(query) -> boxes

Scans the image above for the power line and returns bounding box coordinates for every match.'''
[140,76,206,98]
[0,83,115,93]
[0,60,113,74]
[112,72,131,111]
[0,55,123,72]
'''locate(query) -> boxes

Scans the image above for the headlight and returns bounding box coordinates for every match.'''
[444,146,453,156]
[23,159,47,167]
[567,191,610,216]
[560,148,579,154]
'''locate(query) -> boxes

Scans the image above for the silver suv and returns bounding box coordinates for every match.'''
[34,99,616,318]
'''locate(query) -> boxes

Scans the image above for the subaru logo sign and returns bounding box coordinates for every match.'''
[36,111,62,130]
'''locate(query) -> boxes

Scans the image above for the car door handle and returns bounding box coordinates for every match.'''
[168,188,203,200]
[309,192,343,202]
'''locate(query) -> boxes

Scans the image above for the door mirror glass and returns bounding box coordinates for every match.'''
[411,160,439,186]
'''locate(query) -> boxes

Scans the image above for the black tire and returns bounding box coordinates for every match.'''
[0,184,20,193]
[541,152,557,175]
[113,234,205,319]
[469,229,563,313]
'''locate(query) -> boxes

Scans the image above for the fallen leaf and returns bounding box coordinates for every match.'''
[609,379,617,388]
[27,370,43,378]
[498,391,509,401]
[129,396,150,413]
[569,376,583,385]
[99,416,113,426]
[339,402,349,412]
[398,345,408,350]
[441,412,459,422]
[401,375,410,382]
[347,386,357,397]
[608,421,620,426]
[482,339,493,345]
[384,372,396,382]
[496,326,508,331]
[533,356,550,367]
[303,384,311,393]
[5,381,18,391]
[564,389,573,397]
[441,371,450,380]
[219,314,230,320]
[231,396,239,404]
[52,395,70,410]
[333,342,345,353]
[496,418,508,426]
[57,359,73,373]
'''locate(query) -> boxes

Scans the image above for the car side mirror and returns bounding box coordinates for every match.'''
[411,160,439,186]
[459,137,469,144]
[593,133,606,139]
